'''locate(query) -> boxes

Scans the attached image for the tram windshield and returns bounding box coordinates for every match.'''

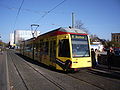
[71,34,90,58]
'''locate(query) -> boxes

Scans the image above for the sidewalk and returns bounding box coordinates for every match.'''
[89,64,120,79]
[97,64,120,72]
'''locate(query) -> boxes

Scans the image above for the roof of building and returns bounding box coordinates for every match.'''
[112,33,120,35]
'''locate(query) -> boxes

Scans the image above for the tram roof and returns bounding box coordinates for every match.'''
[38,27,87,37]
[22,27,88,42]
[59,27,87,34]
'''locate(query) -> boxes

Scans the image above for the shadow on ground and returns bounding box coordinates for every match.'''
[15,53,68,74]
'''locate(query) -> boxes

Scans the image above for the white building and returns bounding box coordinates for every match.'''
[9,33,14,46]
[10,30,40,47]
[90,42,104,52]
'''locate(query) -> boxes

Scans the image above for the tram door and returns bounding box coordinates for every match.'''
[49,40,56,67]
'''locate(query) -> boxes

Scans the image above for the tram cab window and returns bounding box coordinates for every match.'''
[71,34,90,57]
[58,39,70,57]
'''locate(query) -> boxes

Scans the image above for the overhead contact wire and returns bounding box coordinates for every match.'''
[35,0,67,22]
[13,0,25,30]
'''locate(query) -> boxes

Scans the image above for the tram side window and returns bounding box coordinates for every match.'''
[53,40,56,58]
[35,43,39,55]
[50,40,56,59]
[44,41,49,55]
[58,39,70,57]
[40,42,44,55]
[25,44,32,52]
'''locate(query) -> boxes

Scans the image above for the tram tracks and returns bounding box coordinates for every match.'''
[15,55,65,90]
[7,50,113,90]
[7,50,64,90]
[67,73,104,90]
[67,68,120,90]
[7,51,29,90]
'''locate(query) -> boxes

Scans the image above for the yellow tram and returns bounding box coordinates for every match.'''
[20,27,92,72]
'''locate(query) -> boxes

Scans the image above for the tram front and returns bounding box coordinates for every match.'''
[70,34,92,70]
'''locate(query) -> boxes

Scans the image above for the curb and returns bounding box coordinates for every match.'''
[89,68,120,79]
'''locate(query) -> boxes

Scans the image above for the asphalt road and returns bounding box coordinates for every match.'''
[1,50,120,90]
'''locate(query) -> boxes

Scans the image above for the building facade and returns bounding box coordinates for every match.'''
[9,33,14,46]
[111,33,120,43]
[10,30,40,47]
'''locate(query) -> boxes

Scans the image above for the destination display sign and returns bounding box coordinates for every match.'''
[70,34,87,40]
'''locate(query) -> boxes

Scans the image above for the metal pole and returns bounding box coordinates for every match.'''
[72,12,75,28]
[31,24,39,38]
[30,24,39,60]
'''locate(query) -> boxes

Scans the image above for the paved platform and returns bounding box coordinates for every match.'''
[89,64,120,79]
[0,51,9,90]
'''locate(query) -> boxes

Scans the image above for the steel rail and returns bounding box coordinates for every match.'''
[67,73,105,90]
[7,51,29,90]
[8,50,64,90]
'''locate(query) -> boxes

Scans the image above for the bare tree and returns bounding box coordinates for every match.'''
[75,20,89,33]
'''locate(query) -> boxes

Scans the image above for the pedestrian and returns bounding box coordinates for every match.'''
[91,48,96,68]
[95,49,99,66]
[0,48,3,54]
[107,47,114,70]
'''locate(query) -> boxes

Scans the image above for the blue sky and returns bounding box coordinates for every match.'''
[0,0,120,43]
